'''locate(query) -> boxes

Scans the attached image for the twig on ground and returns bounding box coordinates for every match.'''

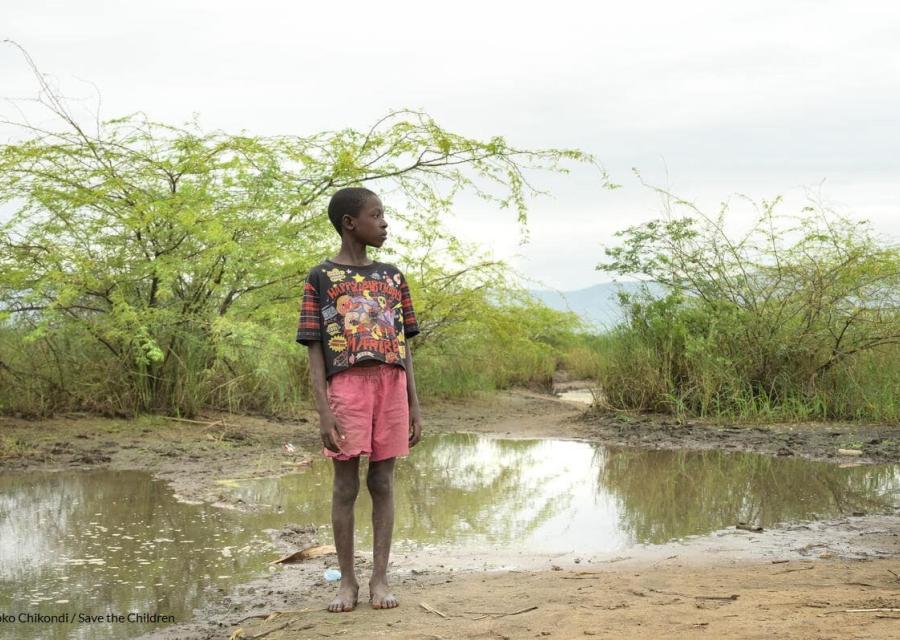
[648,588,738,601]
[466,605,539,620]
[419,602,447,618]
[775,565,815,574]
[234,614,268,625]
[232,609,310,625]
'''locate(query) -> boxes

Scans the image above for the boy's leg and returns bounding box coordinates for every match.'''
[366,456,398,609]
[329,457,360,613]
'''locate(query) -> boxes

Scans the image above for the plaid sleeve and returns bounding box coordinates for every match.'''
[399,274,420,339]
[296,271,321,345]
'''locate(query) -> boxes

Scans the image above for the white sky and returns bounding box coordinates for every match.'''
[3,0,899,290]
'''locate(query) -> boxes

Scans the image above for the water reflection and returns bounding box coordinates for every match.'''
[0,471,273,640]
[2,435,898,640]
[233,434,900,551]
[597,447,900,543]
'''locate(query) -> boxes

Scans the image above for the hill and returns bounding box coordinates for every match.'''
[527,281,666,333]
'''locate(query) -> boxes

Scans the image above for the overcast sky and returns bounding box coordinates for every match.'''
[3,1,898,290]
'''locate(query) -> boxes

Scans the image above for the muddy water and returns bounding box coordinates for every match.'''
[2,434,899,639]
[0,471,276,640]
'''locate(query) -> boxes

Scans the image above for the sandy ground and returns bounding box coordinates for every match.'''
[2,380,899,639]
[226,560,900,640]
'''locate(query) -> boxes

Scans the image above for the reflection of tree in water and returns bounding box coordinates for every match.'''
[239,434,577,548]
[396,434,576,547]
[595,446,900,544]
[0,471,271,640]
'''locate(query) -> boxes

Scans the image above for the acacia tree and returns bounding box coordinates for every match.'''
[597,176,900,418]
[0,44,606,415]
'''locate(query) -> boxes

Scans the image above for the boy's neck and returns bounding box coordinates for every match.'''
[331,239,374,267]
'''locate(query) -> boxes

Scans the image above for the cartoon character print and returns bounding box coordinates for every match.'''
[321,268,409,371]
[336,289,396,339]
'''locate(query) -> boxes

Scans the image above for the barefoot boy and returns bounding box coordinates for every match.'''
[296,187,423,612]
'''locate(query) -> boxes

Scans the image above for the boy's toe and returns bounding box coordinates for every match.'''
[327,584,358,613]
[370,592,399,609]
[327,597,356,613]
[382,594,399,608]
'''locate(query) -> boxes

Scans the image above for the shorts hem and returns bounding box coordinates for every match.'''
[369,451,409,462]
[323,448,371,460]
[323,448,409,462]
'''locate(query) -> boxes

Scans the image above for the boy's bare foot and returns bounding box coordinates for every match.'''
[369,579,398,609]
[327,581,359,613]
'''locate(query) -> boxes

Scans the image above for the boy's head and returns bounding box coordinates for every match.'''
[327,187,388,247]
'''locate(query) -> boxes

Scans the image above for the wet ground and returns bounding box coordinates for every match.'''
[1,380,899,639]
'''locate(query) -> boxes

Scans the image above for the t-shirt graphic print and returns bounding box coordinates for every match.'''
[296,260,420,379]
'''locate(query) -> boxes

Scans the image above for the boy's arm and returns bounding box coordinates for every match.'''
[404,343,422,447]
[306,341,345,452]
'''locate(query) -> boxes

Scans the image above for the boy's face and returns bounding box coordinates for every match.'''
[345,196,388,247]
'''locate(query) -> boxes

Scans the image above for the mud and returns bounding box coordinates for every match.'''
[0,412,324,510]
[140,512,900,640]
[2,380,899,639]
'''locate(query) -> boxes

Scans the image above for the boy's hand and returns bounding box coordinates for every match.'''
[408,408,422,447]
[319,411,346,453]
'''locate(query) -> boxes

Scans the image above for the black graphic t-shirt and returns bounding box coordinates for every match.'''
[296,259,420,379]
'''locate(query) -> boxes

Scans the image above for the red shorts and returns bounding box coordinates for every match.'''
[324,363,410,462]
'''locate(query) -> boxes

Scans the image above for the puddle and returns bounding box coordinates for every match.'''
[2,434,899,639]
[233,433,900,553]
[0,471,277,640]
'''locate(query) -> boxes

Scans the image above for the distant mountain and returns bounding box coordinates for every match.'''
[527,281,667,333]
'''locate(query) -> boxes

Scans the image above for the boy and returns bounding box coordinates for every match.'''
[295,187,423,613]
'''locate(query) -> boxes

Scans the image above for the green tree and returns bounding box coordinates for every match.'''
[0,44,607,416]
[596,177,900,421]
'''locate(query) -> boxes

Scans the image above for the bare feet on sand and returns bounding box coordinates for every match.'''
[327,581,359,613]
[369,579,398,609]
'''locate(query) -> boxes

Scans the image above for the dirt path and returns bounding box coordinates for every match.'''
[2,383,899,639]
[227,560,900,640]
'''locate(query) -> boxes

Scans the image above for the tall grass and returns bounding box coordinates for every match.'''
[590,189,899,424]
[596,308,900,424]
[556,333,606,380]
[0,291,582,417]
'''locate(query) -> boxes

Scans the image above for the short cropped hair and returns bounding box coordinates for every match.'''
[327,187,377,237]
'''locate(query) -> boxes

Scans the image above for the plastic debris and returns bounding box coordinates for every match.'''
[324,568,341,581]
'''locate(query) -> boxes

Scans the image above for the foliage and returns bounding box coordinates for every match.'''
[595,180,900,422]
[0,45,605,416]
